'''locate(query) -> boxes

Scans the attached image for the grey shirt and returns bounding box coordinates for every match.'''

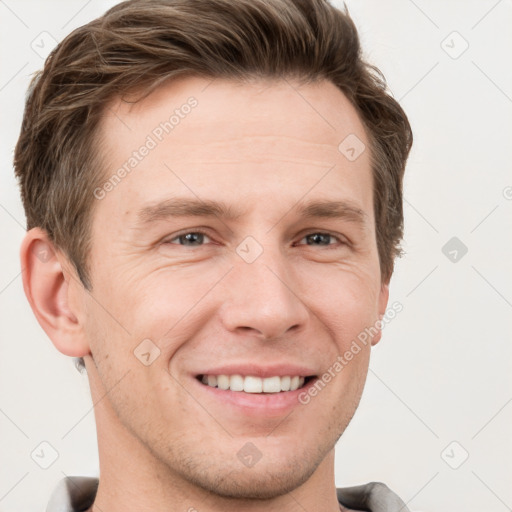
[46,476,410,512]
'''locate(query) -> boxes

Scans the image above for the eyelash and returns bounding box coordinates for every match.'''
[163,229,348,249]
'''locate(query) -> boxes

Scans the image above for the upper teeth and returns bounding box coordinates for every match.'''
[201,375,306,393]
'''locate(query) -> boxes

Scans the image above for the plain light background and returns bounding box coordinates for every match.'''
[1,1,511,511]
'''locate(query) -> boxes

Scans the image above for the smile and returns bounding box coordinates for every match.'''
[197,374,315,394]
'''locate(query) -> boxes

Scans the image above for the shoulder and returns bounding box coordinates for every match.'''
[46,476,98,512]
[337,481,410,512]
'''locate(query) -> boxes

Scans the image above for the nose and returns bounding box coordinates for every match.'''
[218,247,310,341]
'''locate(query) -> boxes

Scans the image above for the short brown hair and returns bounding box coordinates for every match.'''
[14,0,412,367]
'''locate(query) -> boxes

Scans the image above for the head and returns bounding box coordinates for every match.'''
[16,0,412,501]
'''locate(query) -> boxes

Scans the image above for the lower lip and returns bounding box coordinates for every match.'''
[192,376,318,416]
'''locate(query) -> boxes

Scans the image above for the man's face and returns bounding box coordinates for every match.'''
[77,76,389,498]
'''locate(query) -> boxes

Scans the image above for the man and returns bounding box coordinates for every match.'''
[14,0,413,511]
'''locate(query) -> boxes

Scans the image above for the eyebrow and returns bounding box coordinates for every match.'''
[135,197,368,227]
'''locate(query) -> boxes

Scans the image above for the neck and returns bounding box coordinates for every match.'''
[84,366,348,512]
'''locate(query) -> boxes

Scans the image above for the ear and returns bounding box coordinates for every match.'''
[19,227,91,358]
[371,280,390,347]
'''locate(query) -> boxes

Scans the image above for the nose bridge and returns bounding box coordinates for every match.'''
[219,238,308,339]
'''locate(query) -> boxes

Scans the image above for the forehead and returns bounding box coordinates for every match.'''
[99,75,369,155]
[94,76,373,225]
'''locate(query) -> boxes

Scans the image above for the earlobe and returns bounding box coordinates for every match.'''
[19,227,91,358]
[371,281,390,346]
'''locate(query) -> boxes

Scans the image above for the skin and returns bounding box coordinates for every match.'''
[21,76,390,512]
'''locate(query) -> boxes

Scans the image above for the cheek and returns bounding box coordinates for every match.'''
[82,298,176,426]
[82,276,156,393]
[298,264,381,344]
[96,266,222,369]
[82,299,129,381]
[85,245,381,370]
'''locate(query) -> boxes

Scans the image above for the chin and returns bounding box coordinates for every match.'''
[193,457,319,500]
[169,438,330,501]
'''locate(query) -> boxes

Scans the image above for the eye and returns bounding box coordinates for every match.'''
[161,230,347,249]
[163,230,213,247]
[296,232,346,248]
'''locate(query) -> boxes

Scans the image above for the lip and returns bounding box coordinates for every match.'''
[191,373,319,417]
[192,363,317,379]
